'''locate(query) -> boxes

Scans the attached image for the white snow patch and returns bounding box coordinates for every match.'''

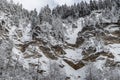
[94,60,106,70]
[21,24,32,42]
[106,44,120,61]
[64,49,83,61]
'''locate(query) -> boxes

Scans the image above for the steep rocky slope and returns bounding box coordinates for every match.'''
[0,9,120,80]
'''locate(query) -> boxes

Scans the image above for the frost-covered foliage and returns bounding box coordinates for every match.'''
[85,63,120,80]
[51,18,66,42]
[52,0,120,19]
[0,40,66,80]
[0,0,30,25]
[48,61,66,80]
[32,22,52,41]
[39,5,52,24]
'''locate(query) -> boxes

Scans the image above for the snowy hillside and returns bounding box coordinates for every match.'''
[0,0,120,80]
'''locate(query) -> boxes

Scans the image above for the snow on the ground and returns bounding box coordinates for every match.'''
[94,59,106,70]
[21,23,32,42]
[9,25,17,38]
[105,44,120,61]
[65,18,84,44]
[64,49,83,61]
[12,46,50,71]
[12,47,29,68]
[61,59,86,80]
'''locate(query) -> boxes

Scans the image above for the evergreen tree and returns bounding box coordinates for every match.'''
[98,0,104,9]
[39,5,52,24]
[30,9,38,28]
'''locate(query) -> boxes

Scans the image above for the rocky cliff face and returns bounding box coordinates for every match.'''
[0,9,120,80]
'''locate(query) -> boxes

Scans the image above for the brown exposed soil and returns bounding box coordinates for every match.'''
[112,30,120,37]
[82,51,114,62]
[103,36,120,45]
[81,26,95,33]
[82,54,99,62]
[39,46,58,60]
[63,59,85,70]
[23,52,42,59]
[51,45,66,56]
[17,41,36,52]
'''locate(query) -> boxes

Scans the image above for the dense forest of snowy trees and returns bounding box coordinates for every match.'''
[0,0,120,27]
